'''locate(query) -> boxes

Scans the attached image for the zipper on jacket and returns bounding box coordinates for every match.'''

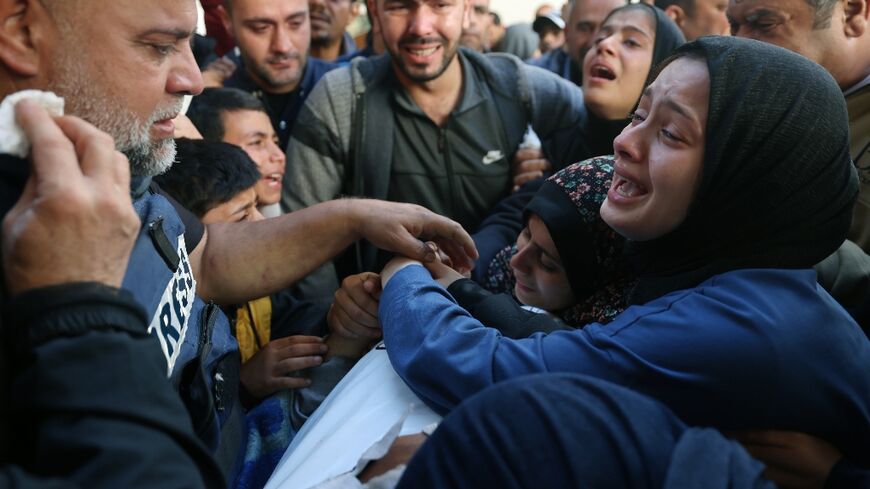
[200,302,225,412]
[438,128,457,219]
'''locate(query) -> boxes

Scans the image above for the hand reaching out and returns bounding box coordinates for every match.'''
[512,147,551,192]
[328,272,382,340]
[239,335,327,399]
[349,200,478,276]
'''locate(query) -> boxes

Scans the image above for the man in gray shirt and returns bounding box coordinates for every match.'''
[285,0,588,296]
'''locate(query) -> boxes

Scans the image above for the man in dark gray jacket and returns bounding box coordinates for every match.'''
[285,0,589,299]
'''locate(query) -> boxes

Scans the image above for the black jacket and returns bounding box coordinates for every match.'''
[0,154,223,488]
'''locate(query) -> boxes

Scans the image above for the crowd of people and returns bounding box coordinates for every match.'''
[1,0,869,488]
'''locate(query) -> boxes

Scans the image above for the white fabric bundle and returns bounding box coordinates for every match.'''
[0,90,64,158]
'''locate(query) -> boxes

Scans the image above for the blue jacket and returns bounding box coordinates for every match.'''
[380,265,870,463]
[123,187,245,482]
[225,57,338,149]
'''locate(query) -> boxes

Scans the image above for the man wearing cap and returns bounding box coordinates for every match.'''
[533,11,566,55]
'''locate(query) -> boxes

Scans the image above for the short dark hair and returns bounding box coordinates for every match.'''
[654,0,695,17]
[566,0,630,22]
[186,87,266,141]
[155,139,260,218]
[805,0,838,28]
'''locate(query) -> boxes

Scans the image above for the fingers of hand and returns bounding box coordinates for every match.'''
[16,101,80,185]
[515,158,551,174]
[512,148,543,167]
[360,272,383,298]
[432,237,475,274]
[330,301,382,338]
[276,355,324,376]
[273,335,327,352]
[513,171,544,189]
[340,274,380,317]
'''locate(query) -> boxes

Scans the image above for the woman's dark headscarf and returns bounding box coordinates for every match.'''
[626,37,859,304]
[550,4,686,168]
[485,157,633,325]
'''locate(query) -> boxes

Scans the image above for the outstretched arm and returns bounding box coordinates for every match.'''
[190,199,477,305]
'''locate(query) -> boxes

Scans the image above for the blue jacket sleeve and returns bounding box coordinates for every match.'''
[380,266,870,463]
[1,283,224,489]
[381,265,617,414]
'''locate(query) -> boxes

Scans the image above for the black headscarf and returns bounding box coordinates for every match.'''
[550,4,686,168]
[484,156,633,325]
[626,37,859,304]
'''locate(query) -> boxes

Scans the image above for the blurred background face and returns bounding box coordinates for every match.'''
[582,8,656,120]
[225,0,310,93]
[538,24,565,53]
[675,0,729,40]
[309,0,355,47]
[371,0,470,83]
[565,0,626,66]
[461,0,491,51]
[220,109,287,206]
[726,0,847,86]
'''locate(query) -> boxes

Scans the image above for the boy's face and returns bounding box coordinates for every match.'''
[509,214,575,312]
[220,109,287,206]
[201,188,264,224]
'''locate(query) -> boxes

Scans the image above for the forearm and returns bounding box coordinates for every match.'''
[448,279,570,339]
[381,266,541,414]
[195,199,361,304]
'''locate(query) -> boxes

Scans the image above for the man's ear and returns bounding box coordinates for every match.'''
[663,4,686,27]
[367,0,380,36]
[0,0,48,77]
[843,0,868,37]
[218,5,234,39]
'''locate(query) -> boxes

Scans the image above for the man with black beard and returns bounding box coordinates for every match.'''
[284,0,587,324]
[218,0,339,149]
[0,0,477,484]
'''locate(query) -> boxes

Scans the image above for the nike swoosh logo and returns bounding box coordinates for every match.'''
[482,150,504,165]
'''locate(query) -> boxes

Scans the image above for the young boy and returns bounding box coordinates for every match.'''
[156,139,371,403]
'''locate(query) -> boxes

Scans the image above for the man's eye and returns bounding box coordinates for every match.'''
[152,44,175,56]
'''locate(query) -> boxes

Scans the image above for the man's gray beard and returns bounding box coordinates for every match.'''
[47,51,180,177]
